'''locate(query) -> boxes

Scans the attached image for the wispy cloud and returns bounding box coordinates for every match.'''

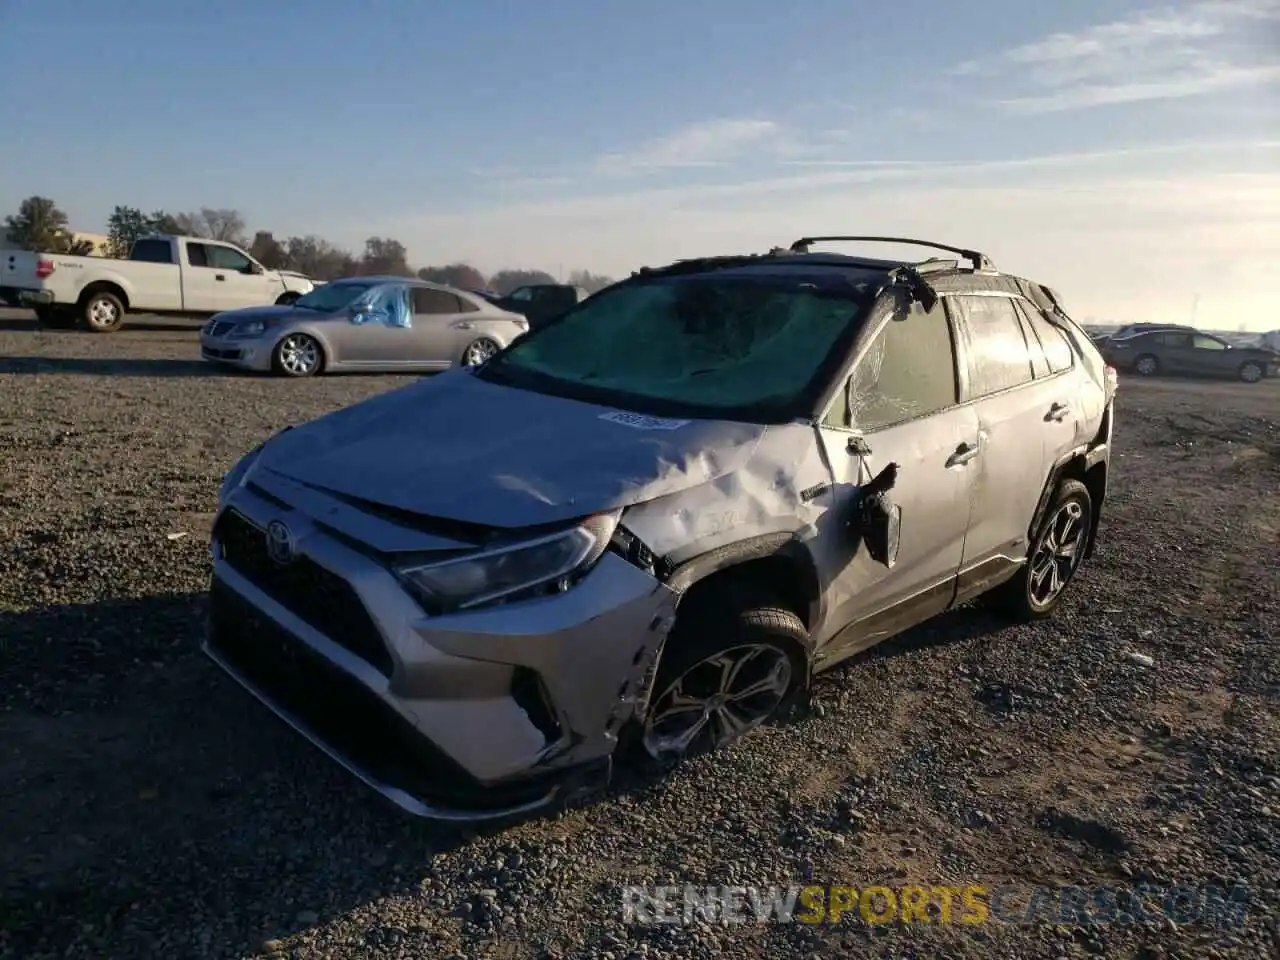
[954,1,1280,113]
[591,118,783,176]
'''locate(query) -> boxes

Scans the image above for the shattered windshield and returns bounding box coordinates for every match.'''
[482,274,873,420]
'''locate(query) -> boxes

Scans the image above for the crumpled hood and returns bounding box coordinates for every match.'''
[256,370,767,529]
[210,304,305,324]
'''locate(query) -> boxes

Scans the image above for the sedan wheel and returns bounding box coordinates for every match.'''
[274,334,322,377]
[1239,362,1264,383]
[462,337,500,368]
[1134,354,1159,376]
[642,643,793,761]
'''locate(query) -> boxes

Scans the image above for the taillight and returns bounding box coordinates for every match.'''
[35,256,55,279]
[1104,365,1118,398]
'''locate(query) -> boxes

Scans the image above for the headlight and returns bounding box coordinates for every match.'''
[218,443,264,503]
[231,320,266,338]
[395,511,619,613]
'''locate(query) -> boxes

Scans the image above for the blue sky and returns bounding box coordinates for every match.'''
[1,0,1277,326]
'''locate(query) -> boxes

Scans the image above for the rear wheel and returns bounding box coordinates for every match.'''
[991,479,1093,621]
[81,291,125,333]
[1134,354,1159,376]
[1239,361,1264,384]
[637,584,807,765]
[272,333,323,377]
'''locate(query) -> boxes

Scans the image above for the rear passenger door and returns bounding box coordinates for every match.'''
[949,293,1080,601]
[1187,333,1236,376]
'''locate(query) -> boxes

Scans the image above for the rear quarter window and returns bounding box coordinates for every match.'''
[130,239,174,263]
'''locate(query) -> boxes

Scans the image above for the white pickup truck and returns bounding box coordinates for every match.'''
[0,235,315,332]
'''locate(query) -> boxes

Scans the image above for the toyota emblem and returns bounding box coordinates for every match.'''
[265,520,296,565]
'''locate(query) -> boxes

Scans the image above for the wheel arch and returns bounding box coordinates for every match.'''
[1030,448,1108,562]
[77,280,130,311]
[665,532,822,641]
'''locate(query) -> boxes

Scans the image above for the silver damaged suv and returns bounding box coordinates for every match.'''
[205,236,1117,819]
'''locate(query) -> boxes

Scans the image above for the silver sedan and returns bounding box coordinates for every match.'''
[200,276,531,377]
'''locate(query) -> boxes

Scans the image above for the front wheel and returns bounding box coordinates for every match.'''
[273,333,324,377]
[637,587,807,765]
[1239,361,1264,384]
[276,291,301,306]
[461,337,501,368]
[992,479,1093,621]
[1134,354,1159,376]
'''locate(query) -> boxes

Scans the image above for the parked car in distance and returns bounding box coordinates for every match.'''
[1089,322,1194,348]
[0,235,315,333]
[493,283,590,329]
[1100,327,1279,382]
[205,234,1115,820]
[200,276,530,377]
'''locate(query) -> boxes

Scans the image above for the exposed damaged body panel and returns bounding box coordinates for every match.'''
[204,236,1114,820]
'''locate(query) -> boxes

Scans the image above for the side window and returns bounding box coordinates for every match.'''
[411,287,462,314]
[1193,335,1227,351]
[826,297,959,431]
[1159,332,1191,348]
[130,239,173,263]
[1016,300,1074,375]
[207,245,252,272]
[186,242,209,267]
[454,293,479,313]
[508,287,534,302]
[954,295,1035,397]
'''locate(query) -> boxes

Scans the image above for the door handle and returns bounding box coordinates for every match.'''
[1046,401,1070,422]
[946,441,979,467]
[215,274,226,281]
[456,321,473,330]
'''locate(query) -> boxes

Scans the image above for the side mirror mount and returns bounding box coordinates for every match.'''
[350,302,373,321]
[246,262,264,275]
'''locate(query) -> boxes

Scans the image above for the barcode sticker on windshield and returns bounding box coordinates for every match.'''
[599,411,690,431]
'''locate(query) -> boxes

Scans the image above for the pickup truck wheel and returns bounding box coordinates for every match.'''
[82,291,125,333]
[275,292,300,306]
[273,333,323,377]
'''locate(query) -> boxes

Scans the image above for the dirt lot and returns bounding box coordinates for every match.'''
[1,310,1278,959]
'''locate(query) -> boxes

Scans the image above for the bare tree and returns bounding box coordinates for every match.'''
[169,208,247,247]
[249,231,287,269]
[568,269,617,294]
[417,263,488,290]
[282,235,359,281]
[359,237,413,277]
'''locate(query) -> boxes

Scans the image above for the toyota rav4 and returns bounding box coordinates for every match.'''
[205,236,1117,820]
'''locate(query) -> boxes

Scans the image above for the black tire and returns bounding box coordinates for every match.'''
[81,290,125,333]
[1133,354,1159,376]
[1239,361,1264,384]
[275,291,301,306]
[272,332,324,378]
[990,478,1093,621]
[34,305,76,329]
[631,581,808,767]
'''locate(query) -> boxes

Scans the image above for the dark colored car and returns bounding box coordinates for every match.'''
[1100,328,1279,383]
[494,284,590,330]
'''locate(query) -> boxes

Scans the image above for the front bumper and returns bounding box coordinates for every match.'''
[202,474,678,819]
[200,326,274,371]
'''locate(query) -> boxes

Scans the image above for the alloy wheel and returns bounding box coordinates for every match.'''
[642,644,792,760]
[1028,499,1089,607]
[463,338,499,367]
[278,335,321,376]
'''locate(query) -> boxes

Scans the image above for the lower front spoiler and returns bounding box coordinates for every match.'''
[202,579,613,821]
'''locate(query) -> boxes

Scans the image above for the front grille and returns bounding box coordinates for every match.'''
[209,320,235,337]
[213,510,395,677]
[208,579,560,811]
[203,346,242,361]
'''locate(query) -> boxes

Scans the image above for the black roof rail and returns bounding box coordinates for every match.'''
[790,236,995,272]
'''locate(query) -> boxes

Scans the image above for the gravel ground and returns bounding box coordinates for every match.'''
[2,310,1278,959]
